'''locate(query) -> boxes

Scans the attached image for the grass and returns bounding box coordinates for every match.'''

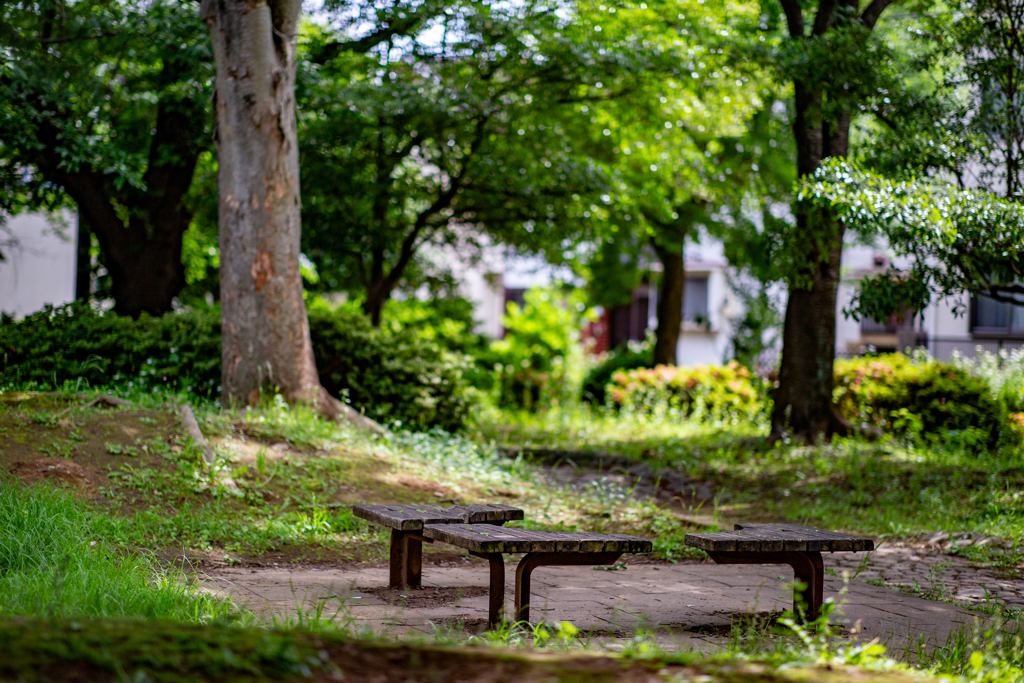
[472,404,1024,544]
[0,617,945,683]
[4,387,1024,680]
[0,482,234,622]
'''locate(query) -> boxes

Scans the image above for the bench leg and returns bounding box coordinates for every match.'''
[469,551,506,626]
[514,552,622,624]
[707,551,824,620]
[389,530,423,589]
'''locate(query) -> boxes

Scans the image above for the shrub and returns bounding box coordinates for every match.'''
[0,302,221,395]
[0,301,470,431]
[483,287,595,410]
[833,354,1009,446]
[308,302,470,431]
[605,361,764,420]
[581,337,653,405]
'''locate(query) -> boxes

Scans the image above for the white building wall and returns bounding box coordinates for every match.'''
[0,212,78,317]
[676,264,735,366]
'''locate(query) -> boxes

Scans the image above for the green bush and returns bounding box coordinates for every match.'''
[308,302,470,431]
[581,337,653,405]
[605,361,764,420]
[0,301,470,431]
[482,287,595,410]
[833,354,1009,446]
[0,302,221,395]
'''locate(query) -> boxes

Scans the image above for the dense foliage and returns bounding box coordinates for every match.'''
[605,361,764,420]
[581,339,654,405]
[0,303,470,431]
[803,160,1024,322]
[481,287,594,410]
[0,302,221,395]
[0,0,213,315]
[833,354,1011,447]
[308,302,470,431]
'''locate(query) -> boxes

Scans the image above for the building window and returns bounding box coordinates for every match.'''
[971,295,1024,335]
[861,315,899,335]
[683,276,709,322]
[503,288,527,310]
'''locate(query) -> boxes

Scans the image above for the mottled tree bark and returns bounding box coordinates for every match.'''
[201,0,386,432]
[75,213,90,301]
[202,0,319,407]
[651,240,684,366]
[770,0,893,442]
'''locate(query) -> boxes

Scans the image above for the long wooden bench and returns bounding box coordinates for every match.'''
[351,504,524,589]
[685,523,874,620]
[422,523,652,625]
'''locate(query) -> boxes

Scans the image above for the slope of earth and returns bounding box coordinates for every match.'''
[0,618,937,683]
[0,393,499,567]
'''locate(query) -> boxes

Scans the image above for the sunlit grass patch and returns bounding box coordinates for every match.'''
[0,482,237,622]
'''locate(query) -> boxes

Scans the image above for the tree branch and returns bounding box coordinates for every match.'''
[310,13,432,64]
[811,0,839,35]
[38,30,121,44]
[860,0,896,29]
[778,0,806,38]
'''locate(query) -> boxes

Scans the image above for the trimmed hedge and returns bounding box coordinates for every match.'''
[0,302,469,431]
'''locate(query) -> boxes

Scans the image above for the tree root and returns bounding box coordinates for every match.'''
[317,386,391,437]
[179,404,238,488]
[55,394,133,417]
[768,406,884,445]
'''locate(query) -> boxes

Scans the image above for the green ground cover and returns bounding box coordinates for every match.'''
[2,387,1024,680]
[0,618,944,683]
[474,405,1024,561]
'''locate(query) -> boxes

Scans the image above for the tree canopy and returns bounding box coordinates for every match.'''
[0,0,212,316]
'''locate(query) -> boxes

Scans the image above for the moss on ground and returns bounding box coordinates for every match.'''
[0,619,937,683]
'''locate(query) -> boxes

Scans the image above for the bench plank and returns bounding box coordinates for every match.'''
[684,523,874,553]
[352,504,524,531]
[421,524,653,555]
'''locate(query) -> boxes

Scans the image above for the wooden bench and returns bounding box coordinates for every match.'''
[351,504,524,589]
[685,523,874,620]
[422,523,652,625]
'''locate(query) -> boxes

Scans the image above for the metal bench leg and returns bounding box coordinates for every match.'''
[389,530,424,589]
[514,552,622,624]
[707,550,824,621]
[470,551,506,626]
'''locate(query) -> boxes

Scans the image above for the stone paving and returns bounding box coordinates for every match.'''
[829,544,1024,609]
[201,553,990,655]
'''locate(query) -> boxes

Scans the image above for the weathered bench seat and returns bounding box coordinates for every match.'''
[422,523,652,624]
[685,523,874,619]
[351,504,523,589]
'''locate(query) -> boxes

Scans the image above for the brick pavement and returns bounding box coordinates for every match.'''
[201,554,990,655]
[829,545,1024,609]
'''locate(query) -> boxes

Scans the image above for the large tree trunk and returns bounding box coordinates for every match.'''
[201,0,387,434]
[770,78,853,441]
[108,217,189,318]
[75,213,90,301]
[37,89,198,317]
[202,0,321,407]
[651,240,685,366]
[363,280,390,328]
[771,216,846,438]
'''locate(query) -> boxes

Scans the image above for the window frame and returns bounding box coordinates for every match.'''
[970,295,1024,338]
